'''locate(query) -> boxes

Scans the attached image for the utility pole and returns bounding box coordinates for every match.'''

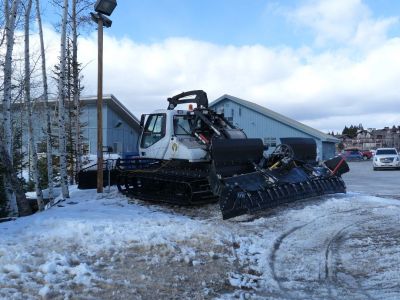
[91,0,117,193]
[96,16,104,193]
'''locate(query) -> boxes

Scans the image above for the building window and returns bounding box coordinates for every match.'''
[239,107,242,117]
[231,109,234,118]
[263,137,277,147]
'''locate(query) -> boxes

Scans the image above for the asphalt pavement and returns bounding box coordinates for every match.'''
[342,160,400,198]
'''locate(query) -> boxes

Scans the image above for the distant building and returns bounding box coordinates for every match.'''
[353,127,400,149]
[210,94,339,160]
[18,94,141,156]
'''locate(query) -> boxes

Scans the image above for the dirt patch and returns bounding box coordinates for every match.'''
[88,242,236,299]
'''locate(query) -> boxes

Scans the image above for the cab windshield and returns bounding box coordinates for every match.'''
[376,149,397,155]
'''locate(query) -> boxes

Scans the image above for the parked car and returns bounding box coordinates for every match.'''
[339,150,363,161]
[373,148,400,170]
[360,149,373,160]
[344,148,373,160]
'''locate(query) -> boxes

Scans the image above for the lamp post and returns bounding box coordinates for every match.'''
[91,0,117,193]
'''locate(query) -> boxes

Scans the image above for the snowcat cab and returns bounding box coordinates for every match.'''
[116,90,349,219]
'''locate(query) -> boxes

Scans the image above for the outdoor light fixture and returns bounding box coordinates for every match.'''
[92,0,117,194]
[94,0,117,16]
[90,12,112,28]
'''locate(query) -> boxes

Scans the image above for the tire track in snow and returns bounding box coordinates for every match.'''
[269,208,363,288]
[324,217,377,300]
[269,205,395,299]
[269,215,328,298]
[324,206,400,299]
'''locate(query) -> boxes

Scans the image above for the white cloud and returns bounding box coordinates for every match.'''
[17,11,400,134]
[288,0,398,48]
[73,32,400,132]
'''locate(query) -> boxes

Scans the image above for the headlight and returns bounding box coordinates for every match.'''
[374,157,378,162]
[395,156,399,162]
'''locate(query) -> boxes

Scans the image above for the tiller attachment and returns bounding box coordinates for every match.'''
[210,138,349,219]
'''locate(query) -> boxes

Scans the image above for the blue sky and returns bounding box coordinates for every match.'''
[105,0,400,47]
[38,0,400,132]
[42,0,400,47]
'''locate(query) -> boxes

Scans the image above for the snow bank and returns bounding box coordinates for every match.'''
[2,187,400,299]
[0,187,227,299]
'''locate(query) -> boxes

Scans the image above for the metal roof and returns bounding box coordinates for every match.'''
[34,94,140,131]
[210,94,339,143]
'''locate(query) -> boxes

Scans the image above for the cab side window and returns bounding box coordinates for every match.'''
[140,114,166,148]
[173,116,192,135]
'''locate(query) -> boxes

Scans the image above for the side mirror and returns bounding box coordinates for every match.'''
[140,114,146,128]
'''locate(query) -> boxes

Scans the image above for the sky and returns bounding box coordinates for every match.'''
[36,0,400,133]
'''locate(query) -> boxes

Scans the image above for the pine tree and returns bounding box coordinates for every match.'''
[52,38,87,186]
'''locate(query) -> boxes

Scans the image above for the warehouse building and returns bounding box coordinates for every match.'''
[210,94,338,160]
[18,94,141,156]
[79,94,141,155]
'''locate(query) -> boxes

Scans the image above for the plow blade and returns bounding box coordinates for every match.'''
[217,170,346,219]
[209,137,349,219]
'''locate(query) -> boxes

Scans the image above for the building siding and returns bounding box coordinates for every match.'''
[105,103,139,153]
[78,98,140,155]
[19,95,140,156]
[211,98,336,160]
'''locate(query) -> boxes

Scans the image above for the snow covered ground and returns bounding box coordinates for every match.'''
[1,175,400,299]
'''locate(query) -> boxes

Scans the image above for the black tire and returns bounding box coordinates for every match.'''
[363,156,368,160]
[373,167,377,171]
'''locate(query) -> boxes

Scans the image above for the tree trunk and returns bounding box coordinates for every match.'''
[72,0,82,177]
[2,0,21,217]
[1,0,10,87]
[35,0,54,203]
[25,0,44,211]
[58,0,70,199]
[3,0,20,162]
[1,0,9,128]
[66,41,74,185]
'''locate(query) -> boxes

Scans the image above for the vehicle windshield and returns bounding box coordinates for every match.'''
[376,149,397,155]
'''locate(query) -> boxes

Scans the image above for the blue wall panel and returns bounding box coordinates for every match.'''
[25,98,140,156]
[211,99,335,160]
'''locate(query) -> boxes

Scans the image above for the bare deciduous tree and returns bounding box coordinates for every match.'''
[58,0,70,199]
[2,0,22,216]
[72,0,82,176]
[24,0,44,210]
[3,0,20,161]
[35,0,54,203]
